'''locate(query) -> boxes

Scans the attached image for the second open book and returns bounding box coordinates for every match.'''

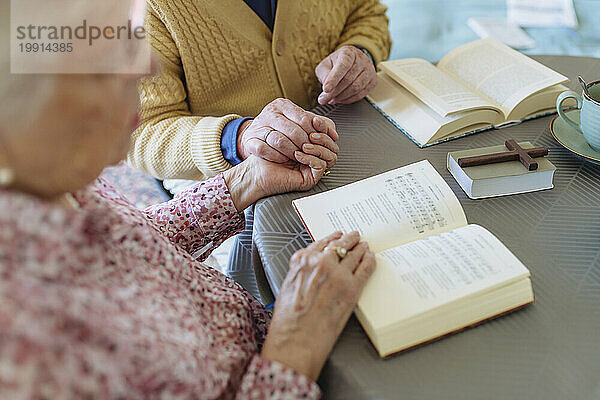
[293,160,534,357]
[367,38,569,147]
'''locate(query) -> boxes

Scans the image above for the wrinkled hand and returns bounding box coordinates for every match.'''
[237,98,338,168]
[248,154,326,196]
[316,45,377,105]
[262,231,376,381]
[223,155,326,212]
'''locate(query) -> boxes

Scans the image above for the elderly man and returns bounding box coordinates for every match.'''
[128,0,391,180]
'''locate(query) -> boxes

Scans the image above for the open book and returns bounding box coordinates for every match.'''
[292,160,534,357]
[367,38,569,147]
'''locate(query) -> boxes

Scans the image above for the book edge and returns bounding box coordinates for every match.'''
[366,87,559,148]
[463,183,555,200]
[377,297,535,358]
[292,201,315,242]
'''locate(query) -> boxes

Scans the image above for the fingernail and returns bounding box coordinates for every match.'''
[312,133,321,140]
[304,143,315,150]
[294,151,303,158]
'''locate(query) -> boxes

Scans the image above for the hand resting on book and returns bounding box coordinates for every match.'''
[262,231,376,380]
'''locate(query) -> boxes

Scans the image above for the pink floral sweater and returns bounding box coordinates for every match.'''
[0,174,320,399]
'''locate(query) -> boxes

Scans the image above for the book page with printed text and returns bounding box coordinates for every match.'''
[358,224,531,327]
[437,38,568,116]
[293,160,467,253]
[367,73,502,146]
[379,58,502,117]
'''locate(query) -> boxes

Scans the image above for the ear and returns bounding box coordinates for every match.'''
[0,148,9,170]
[0,130,13,169]
[0,145,14,187]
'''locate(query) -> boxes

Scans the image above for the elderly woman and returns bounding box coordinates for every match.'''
[0,2,376,399]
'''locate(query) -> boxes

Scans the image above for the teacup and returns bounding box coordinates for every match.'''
[556,80,600,151]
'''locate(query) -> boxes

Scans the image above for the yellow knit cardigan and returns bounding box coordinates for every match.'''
[128,0,391,180]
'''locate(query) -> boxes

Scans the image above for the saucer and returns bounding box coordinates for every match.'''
[550,109,600,165]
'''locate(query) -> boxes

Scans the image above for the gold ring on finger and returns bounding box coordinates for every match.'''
[324,245,347,259]
[264,129,276,142]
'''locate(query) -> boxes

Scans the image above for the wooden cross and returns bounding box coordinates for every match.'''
[457,140,548,171]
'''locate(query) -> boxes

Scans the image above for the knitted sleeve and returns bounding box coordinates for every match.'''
[335,0,392,65]
[128,7,240,180]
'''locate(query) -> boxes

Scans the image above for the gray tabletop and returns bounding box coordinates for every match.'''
[250,56,600,400]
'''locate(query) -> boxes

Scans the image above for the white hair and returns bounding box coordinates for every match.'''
[0,0,147,131]
[0,0,56,130]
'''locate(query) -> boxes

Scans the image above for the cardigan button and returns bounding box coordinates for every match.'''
[275,39,285,56]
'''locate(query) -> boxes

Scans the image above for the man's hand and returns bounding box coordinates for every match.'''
[315,45,377,105]
[237,98,339,167]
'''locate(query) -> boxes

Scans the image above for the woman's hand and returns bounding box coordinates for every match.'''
[223,155,327,212]
[261,231,376,381]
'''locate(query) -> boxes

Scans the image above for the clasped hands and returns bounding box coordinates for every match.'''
[235,45,376,177]
[237,97,339,172]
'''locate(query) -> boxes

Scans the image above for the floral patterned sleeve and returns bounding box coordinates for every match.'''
[143,173,245,260]
[235,355,321,399]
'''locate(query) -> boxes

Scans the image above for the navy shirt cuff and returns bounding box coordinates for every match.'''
[221,117,253,166]
[352,45,375,66]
